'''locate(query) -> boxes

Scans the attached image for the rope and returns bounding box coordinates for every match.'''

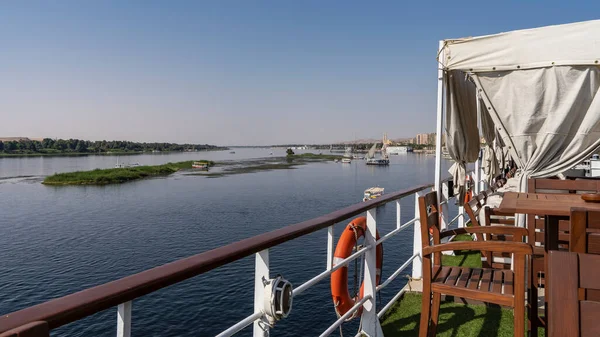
[334,300,343,337]
[405,275,414,291]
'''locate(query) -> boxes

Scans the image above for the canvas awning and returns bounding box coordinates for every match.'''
[439,20,600,201]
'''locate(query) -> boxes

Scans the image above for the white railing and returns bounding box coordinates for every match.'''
[206,182,462,337]
[1,182,467,337]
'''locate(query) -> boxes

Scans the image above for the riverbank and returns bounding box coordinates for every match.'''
[42,160,214,185]
[0,149,227,158]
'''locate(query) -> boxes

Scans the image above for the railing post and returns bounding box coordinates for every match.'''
[441,182,449,230]
[117,301,132,337]
[360,208,384,336]
[327,226,334,270]
[254,250,269,337]
[396,200,401,229]
[458,206,465,228]
[412,191,424,279]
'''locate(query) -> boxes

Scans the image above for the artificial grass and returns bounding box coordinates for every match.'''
[381,292,518,337]
[440,234,483,269]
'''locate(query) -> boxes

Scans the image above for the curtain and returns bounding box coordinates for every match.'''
[445,70,481,205]
[480,98,500,184]
[473,66,600,225]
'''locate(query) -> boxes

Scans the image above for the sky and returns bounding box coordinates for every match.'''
[1,1,599,146]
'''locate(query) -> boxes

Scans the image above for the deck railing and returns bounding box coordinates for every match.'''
[0,176,474,337]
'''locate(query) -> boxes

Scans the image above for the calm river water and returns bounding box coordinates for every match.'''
[0,149,454,336]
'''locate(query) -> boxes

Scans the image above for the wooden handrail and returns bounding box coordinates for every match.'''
[0,183,433,334]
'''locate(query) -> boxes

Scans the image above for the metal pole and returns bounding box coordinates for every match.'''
[412,191,424,279]
[117,301,132,337]
[475,93,482,194]
[253,250,269,337]
[434,40,445,205]
[396,200,401,229]
[360,209,383,336]
[327,226,334,270]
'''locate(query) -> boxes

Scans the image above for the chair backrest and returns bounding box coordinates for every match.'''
[464,192,487,242]
[548,251,600,337]
[570,208,600,255]
[419,191,442,267]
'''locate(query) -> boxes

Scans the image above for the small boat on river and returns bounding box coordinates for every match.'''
[192,161,209,170]
[363,187,384,202]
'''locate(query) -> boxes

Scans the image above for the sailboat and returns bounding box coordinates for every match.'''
[365,143,390,166]
[342,147,352,163]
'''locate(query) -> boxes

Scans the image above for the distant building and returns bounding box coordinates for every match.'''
[416,133,429,145]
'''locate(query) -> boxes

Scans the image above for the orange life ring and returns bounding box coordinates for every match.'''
[464,188,473,204]
[330,217,383,318]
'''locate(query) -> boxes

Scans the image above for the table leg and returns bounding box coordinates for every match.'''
[543,215,561,336]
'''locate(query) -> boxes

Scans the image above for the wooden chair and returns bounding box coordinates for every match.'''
[548,251,600,337]
[463,191,515,269]
[418,191,532,337]
[570,207,600,255]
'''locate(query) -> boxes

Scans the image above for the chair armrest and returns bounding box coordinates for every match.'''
[422,241,532,256]
[439,226,528,239]
[486,208,515,217]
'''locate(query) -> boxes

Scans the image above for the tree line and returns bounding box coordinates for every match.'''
[0,138,224,154]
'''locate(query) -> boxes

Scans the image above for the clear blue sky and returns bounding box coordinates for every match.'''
[1,1,598,146]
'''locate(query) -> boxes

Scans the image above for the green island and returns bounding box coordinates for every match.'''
[42,153,343,185]
[43,160,214,185]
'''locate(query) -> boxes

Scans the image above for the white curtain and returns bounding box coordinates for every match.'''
[445,70,480,204]
[480,98,500,184]
[472,66,600,228]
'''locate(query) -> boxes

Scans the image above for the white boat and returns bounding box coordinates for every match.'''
[342,147,352,163]
[365,143,390,166]
[192,161,209,170]
[386,146,413,154]
[363,187,384,202]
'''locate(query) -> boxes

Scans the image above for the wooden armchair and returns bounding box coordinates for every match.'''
[418,191,531,337]
[548,251,600,337]
[463,192,515,269]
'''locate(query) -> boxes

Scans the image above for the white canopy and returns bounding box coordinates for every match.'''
[438,20,600,208]
[441,20,600,72]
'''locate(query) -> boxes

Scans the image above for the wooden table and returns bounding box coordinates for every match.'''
[497,192,600,216]
[497,192,600,334]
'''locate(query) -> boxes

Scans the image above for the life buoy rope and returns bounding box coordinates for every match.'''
[330,217,383,319]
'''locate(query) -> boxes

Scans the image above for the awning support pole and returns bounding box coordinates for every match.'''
[434,40,445,204]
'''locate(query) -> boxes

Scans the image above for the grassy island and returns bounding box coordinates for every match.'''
[43,160,214,185]
[42,153,344,185]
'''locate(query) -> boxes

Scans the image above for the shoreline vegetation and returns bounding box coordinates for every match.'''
[42,153,343,185]
[0,138,227,157]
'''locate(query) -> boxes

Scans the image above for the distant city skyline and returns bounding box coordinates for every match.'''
[1,2,598,146]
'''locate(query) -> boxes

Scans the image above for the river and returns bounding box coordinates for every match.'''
[0,149,455,336]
